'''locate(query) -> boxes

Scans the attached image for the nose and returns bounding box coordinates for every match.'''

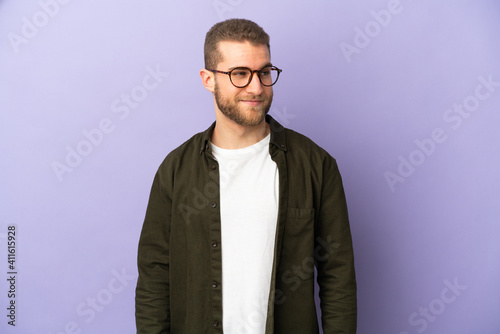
[245,72,264,95]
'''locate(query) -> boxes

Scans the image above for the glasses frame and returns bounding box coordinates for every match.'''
[207,66,282,88]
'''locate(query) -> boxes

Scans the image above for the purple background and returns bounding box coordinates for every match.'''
[1,0,499,333]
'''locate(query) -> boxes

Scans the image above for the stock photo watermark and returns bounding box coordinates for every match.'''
[48,267,135,334]
[280,235,339,293]
[339,0,419,64]
[7,0,74,54]
[212,0,245,20]
[271,106,296,128]
[384,73,500,192]
[399,277,467,334]
[231,234,339,334]
[51,65,169,182]
[4,226,17,327]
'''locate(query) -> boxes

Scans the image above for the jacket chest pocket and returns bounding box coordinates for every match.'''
[282,207,315,257]
[285,208,314,235]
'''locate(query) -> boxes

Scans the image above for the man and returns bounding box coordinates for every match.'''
[136,18,357,333]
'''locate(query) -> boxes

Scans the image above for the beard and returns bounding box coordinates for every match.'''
[214,82,273,127]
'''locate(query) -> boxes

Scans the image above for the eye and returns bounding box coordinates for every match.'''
[232,69,249,77]
[260,68,272,77]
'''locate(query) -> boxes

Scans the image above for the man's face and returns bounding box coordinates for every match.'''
[213,41,274,127]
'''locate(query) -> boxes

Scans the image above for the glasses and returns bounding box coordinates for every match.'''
[207,66,282,88]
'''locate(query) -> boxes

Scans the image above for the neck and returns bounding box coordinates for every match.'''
[211,112,270,149]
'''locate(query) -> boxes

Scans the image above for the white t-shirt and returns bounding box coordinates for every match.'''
[211,133,279,334]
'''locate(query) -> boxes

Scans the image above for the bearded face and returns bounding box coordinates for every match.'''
[213,80,273,127]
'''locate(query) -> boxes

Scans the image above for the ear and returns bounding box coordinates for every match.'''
[200,69,215,93]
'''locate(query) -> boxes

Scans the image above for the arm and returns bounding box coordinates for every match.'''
[315,159,357,333]
[136,172,171,333]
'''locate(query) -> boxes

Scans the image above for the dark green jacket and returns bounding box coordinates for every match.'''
[136,115,357,333]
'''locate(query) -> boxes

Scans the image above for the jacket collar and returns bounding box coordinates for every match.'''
[199,115,287,153]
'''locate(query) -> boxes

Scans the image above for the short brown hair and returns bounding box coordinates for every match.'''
[204,19,270,69]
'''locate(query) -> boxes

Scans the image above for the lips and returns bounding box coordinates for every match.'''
[240,100,263,107]
[239,98,263,102]
[239,97,264,105]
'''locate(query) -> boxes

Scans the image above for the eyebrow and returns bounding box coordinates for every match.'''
[227,62,273,71]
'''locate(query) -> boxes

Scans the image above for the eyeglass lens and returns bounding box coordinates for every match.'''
[230,67,279,87]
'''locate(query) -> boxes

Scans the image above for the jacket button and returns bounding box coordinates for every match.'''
[212,281,218,288]
[211,201,217,208]
[211,241,218,248]
[213,320,219,327]
[210,164,217,170]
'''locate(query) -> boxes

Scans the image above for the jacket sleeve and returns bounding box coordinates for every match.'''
[136,171,171,333]
[315,159,357,333]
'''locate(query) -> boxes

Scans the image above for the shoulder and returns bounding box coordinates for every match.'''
[283,128,343,187]
[284,128,337,166]
[268,112,339,174]
[156,128,207,175]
